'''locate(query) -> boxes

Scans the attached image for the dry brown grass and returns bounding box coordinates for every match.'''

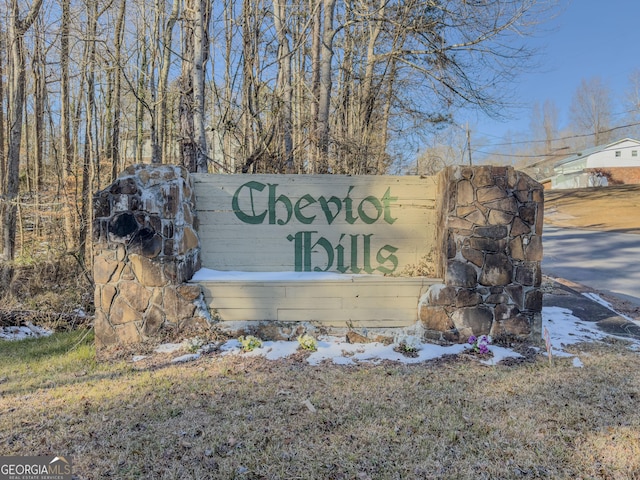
[2,332,640,479]
[2,185,640,479]
[544,184,640,233]
[0,256,93,329]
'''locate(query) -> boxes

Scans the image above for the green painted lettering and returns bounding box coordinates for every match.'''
[335,234,348,273]
[344,186,358,224]
[294,194,317,224]
[349,234,361,273]
[312,236,334,272]
[362,234,374,273]
[382,187,398,224]
[376,245,399,274]
[319,196,342,224]
[302,231,314,271]
[287,232,303,271]
[358,197,383,224]
[268,184,293,225]
[232,181,267,224]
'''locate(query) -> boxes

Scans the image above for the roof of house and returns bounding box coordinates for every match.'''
[553,138,640,168]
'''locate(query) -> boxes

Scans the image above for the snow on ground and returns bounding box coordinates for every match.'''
[582,292,635,322]
[0,323,53,341]
[215,305,640,367]
[191,268,362,282]
[188,269,640,365]
[2,294,639,369]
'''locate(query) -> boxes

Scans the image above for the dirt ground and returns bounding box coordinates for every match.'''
[544,184,640,234]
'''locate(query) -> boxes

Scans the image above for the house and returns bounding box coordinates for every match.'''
[550,138,640,189]
[520,146,572,189]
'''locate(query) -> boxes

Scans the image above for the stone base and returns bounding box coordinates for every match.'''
[418,283,541,342]
[93,164,211,348]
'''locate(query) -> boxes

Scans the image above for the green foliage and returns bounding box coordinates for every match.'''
[297,334,318,352]
[238,335,262,352]
[182,336,206,353]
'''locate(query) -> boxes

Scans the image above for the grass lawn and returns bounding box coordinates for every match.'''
[1,331,640,479]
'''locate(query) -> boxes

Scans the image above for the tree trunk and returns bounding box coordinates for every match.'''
[309,0,321,173]
[0,35,5,257]
[158,0,180,165]
[135,44,148,164]
[180,0,197,172]
[3,0,44,261]
[316,0,336,173]
[272,0,294,172]
[78,0,98,265]
[32,19,45,238]
[193,0,211,172]
[59,0,77,250]
[108,0,126,178]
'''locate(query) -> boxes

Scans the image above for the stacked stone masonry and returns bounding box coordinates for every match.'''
[93,164,211,346]
[419,166,543,342]
[92,164,543,347]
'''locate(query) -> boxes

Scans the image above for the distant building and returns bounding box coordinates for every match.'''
[523,138,640,190]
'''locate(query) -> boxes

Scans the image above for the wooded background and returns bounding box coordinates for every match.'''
[1,0,555,264]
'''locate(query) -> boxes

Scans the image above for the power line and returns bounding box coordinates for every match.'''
[474,116,640,148]
[474,140,640,160]
[474,120,640,153]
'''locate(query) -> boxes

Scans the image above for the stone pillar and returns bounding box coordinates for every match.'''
[93,164,211,347]
[420,166,544,342]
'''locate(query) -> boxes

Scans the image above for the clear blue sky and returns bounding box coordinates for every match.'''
[462,0,640,150]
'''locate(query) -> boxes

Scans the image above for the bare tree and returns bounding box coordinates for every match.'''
[157,0,180,164]
[78,0,100,264]
[179,0,211,173]
[0,31,5,189]
[623,69,640,140]
[530,99,559,154]
[272,0,294,172]
[2,0,44,261]
[106,0,126,178]
[569,77,614,147]
[311,0,336,173]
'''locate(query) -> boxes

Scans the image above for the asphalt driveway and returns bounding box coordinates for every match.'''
[542,225,640,308]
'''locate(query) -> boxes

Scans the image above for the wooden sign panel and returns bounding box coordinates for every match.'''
[193,174,438,275]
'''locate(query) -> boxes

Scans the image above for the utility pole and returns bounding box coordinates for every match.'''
[466,122,472,166]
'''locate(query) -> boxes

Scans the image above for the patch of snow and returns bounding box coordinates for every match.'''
[191,268,367,282]
[171,353,201,364]
[582,292,635,322]
[221,336,475,366]
[219,339,241,352]
[479,346,522,366]
[211,305,640,367]
[0,323,53,341]
[543,306,620,349]
[542,305,640,367]
[154,343,184,354]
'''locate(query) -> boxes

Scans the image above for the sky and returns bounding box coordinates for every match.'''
[462,0,640,154]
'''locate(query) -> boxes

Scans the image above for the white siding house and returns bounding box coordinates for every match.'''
[552,138,640,189]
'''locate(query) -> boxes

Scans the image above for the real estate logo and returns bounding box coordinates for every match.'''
[0,456,72,480]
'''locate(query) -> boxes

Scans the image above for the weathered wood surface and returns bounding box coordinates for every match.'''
[197,275,439,327]
[193,174,439,274]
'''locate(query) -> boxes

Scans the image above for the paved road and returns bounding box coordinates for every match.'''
[542,225,640,307]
